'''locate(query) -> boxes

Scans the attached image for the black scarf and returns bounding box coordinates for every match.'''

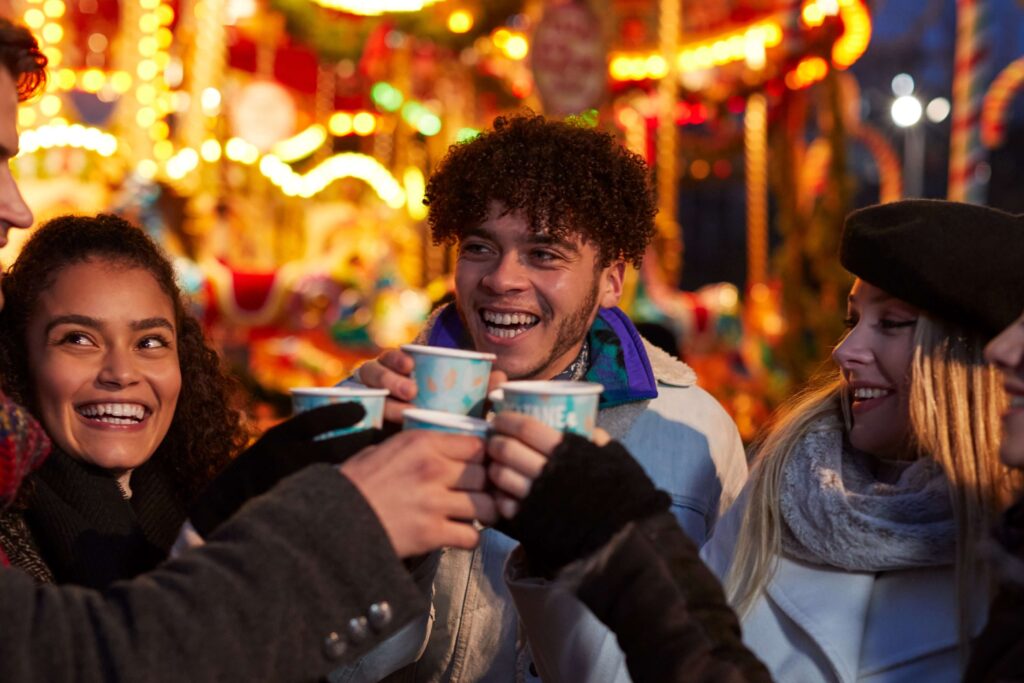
[23,449,187,588]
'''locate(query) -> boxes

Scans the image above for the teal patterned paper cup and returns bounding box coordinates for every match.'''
[290,387,389,440]
[403,408,490,440]
[491,381,603,437]
[401,344,496,417]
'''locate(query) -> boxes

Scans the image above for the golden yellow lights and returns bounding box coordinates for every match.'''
[329,111,378,136]
[139,0,161,9]
[138,36,159,57]
[802,3,826,27]
[225,137,261,165]
[689,159,710,180]
[42,47,63,66]
[156,5,175,24]
[448,10,474,34]
[136,83,156,105]
[329,112,354,136]
[308,0,443,16]
[137,60,159,81]
[785,56,829,89]
[352,111,376,135]
[153,139,175,161]
[149,120,170,140]
[611,21,784,81]
[136,107,157,127]
[19,123,117,157]
[43,0,66,18]
[403,167,428,220]
[272,125,328,162]
[139,14,160,33]
[41,22,64,44]
[56,68,76,90]
[137,159,158,179]
[80,68,105,93]
[200,87,222,114]
[503,35,529,60]
[18,108,37,128]
[259,152,406,205]
[832,0,871,69]
[39,94,62,117]
[165,148,200,180]
[23,9,45,29]
[201,139,222,162]
[156,28,174,49]
[111,71,133,93]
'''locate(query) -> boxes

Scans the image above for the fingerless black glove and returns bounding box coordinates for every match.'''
[190,403,395,537]
[502,433,671,578]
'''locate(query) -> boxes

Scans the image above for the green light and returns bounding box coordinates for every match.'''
[401,101,426,125]
[371,82,403,112]
[455,127,480,143]
[418,113,442,136]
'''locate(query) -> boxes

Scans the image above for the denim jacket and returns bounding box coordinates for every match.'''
[337,306,748,683]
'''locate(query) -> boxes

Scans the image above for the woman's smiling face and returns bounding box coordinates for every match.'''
[26,258,181,476]
[832,279,920,458]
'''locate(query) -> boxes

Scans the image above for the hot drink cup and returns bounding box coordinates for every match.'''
[401,344,496,417]
[290,386,389,440]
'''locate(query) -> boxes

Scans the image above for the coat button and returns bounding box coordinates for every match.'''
[368,601,393,631]
[347,616,369,643]
[323,632,347,661]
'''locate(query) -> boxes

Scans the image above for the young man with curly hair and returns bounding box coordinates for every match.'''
[354,113,748,683]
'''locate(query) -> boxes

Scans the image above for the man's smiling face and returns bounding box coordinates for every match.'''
[453,202,623,380]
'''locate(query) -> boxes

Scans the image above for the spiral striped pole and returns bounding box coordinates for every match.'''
[948,0,992,204]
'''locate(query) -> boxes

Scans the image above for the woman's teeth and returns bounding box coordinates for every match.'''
[78,403,146,424]
[1012,396,1024,409]
[853,387,892,400]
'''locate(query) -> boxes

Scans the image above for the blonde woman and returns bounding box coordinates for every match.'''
[702,200,1024,682]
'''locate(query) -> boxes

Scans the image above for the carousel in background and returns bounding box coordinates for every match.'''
[2,0,925,439]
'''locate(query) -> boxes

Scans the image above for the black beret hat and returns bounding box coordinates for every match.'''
[840,199,1024,338]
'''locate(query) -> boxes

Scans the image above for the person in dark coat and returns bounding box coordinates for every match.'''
[0,17,497,681]
[965,307,1024,682]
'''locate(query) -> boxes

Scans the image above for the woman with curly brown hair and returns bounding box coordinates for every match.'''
[0,213,247,588]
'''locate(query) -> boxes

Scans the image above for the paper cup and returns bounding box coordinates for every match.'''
[290,386,389,439]
[401,344,496,417]
[402,408,490,439]
[491,380,603,437]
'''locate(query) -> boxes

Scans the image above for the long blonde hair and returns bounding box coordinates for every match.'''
[725,316,1023,643]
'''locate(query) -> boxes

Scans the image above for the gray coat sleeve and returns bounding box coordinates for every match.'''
[0,463,428,682]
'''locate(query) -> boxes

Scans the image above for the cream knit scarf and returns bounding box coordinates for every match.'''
[780,421,956,571]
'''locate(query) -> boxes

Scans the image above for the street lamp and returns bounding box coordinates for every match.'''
[890,77,926,198]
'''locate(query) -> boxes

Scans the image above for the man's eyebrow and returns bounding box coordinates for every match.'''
[528,233,577,252]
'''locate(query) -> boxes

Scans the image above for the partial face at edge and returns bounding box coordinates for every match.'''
[0,67,36,311]
[985,309,1024,468]
[453,202,624,380]
[26,259,182,475]
[832,279,919,459]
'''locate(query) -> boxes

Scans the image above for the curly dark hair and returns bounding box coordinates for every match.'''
[0,214,247,501]
[0,18,48,102]
[425,112,657,268]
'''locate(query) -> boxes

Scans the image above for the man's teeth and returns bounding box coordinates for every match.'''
[78,403,146,424]
[852,387,892,400]
[482,311,539,326]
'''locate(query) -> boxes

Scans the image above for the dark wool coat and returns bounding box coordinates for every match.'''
[963,497,1024,683]
[0,464,428,682]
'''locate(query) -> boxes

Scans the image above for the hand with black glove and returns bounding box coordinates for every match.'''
[487,412,670,578]
[190,403,394,538]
